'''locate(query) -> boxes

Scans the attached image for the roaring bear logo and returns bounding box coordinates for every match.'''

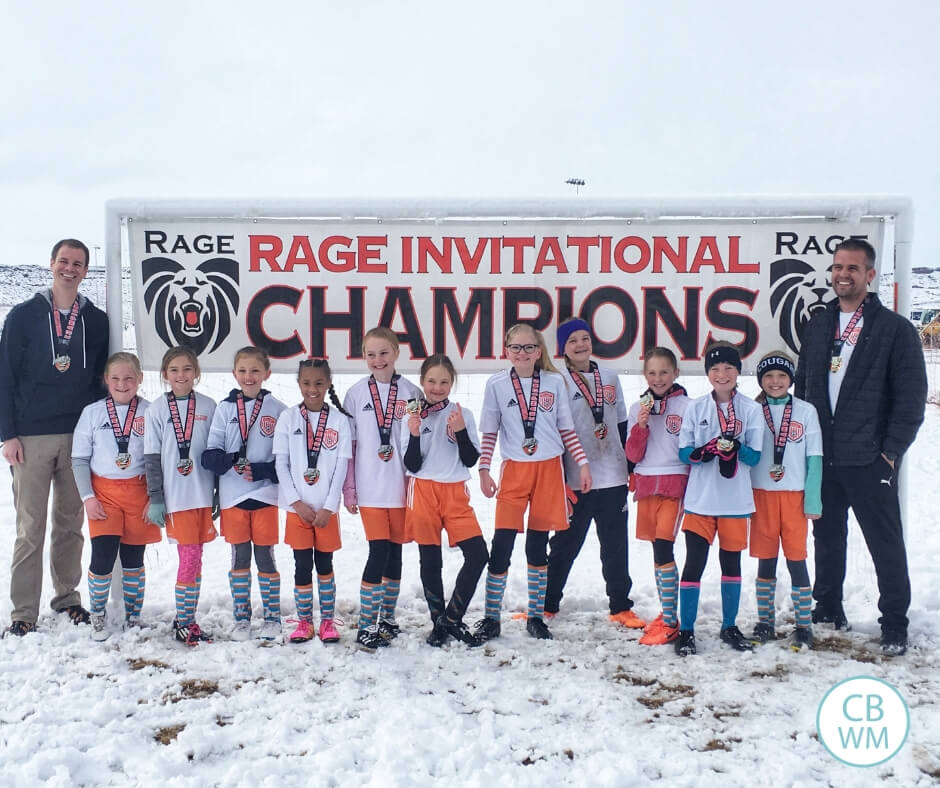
[538,392,555,411]
[323,428,339,449]
[769,258,831,355]
[142,257,240,355]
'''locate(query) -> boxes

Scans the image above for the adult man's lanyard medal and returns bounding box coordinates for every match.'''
[300,402,330,484]
[167,392,196,475]
[51,299,79,373]
[762,396,792,482]
[715,393,737,452]
[106,395,138,470]
[569,363,607,439]
[511,369,541,455]
[234,392,265,474]
[831,298,866,373]
[369,375,399,461]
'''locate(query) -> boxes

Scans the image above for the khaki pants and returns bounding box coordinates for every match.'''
[10,434,85,623]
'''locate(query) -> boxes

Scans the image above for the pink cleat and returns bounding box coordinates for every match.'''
[319,618,340,643]
[288,619,314,643]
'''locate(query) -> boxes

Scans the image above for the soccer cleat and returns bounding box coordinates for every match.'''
[473,617,501,642]
[319,618,340,643]
[644,613,664,633]
[123,615,141,631]
[288,619,315,643]
[174,619,212,646]
[231,620,251,641]
[812,604,851,631]
[639,623,679,646]
[59,605,91,625]
[426,618,450,648]
[378,619,401,640]
[90,613,110,642]
[674,629,697,656]
[526,616,554,640]
[357,627,390,652]
[610,609,646,629]
[720,625,754,652]
[438,616,483,647]
[790,627,814,652]
[4,620,37,638]
[258,620,281,641]
[880,629,907,657]
[750,622,777,645]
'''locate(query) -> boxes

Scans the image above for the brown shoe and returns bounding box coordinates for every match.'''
[58,605,90,625]
[4,620,37,637]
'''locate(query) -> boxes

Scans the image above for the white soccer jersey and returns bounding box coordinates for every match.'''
[206,391,287,508]
[343,374,422,508]
[627,392,690,477]
[73,396,150,480]
[829,312,862,413]
[144,392,216,513]
[479,369,574,462]
[679,390,764,516]
[562,365,628,489]
[274,403,352,514]
[397,401,480,483]
[751,395,823,492]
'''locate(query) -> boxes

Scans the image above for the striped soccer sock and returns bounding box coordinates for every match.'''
[380,577,400,623]
[185,576,201,623]
[358,582,380,630]
[258,572,281,622]
[318,573,336,621]
[792,585,813,629]
[484,571,508,621]
[122,567,145,621]
[87,571,111,616]
[659,563,678,628]
[527,564,547,619]
[721,576,742,629]
[678,582,700,631]
[175,584,191,626]
[294,584,314,623]
[756,577,776,627]
[229,569,252,622]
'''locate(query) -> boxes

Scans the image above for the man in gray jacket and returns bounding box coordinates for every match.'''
[794,238,926,656]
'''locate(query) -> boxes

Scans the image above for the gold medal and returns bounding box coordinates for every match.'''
[769,464,785,482]
[830,356,842,373]
[115,452,131,470]
[594,422,608,440]
[406,399,420,415]
[176,458,194,476]
[716,438,734,452]
[639,392,654,410]
[522,437,538,455]
[303,467,320,485]
[53,354,71,373]
[378,444,394,461]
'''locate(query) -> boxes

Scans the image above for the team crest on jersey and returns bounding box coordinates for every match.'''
[602,385,616,405]
[788,421,804,441]
[323,428,339,449]
[394,401,407,420]
[133,417,145,436]
[259,416,277,437]
[538,392,555,412]
[665,414,682,434]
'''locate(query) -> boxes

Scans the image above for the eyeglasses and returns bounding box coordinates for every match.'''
[506,344,539,353]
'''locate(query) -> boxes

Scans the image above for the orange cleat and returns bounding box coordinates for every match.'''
[639,623,679,645]
[644,613,664,633]
[511,611,556,621]
[610,609,646,629]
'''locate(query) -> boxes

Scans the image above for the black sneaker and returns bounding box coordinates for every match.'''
[357,627,390,652]
[790,627,814,652]
[426,618,450,648]
[473,617,501,642]
[526,616,554,640]
[4,620,37,638]
[174,619,212,646]
[720,626,754,652]
[812,604,851,631]
[674,629,696,656]
[58,605,90,625]
[750,622,776,645]
[378,619,401,640]
[439,616,483,647]
[880,629,907,657]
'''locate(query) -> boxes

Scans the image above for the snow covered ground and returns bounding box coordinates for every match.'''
[0,364,938,787]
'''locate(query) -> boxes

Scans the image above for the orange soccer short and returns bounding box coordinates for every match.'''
[635,495,683,543]
[89,475,161,544]
[749,489,808,561]
[495,457,568,533]
[406,478,482,547]
[681,512,748,552]
[285,511,342,552]
[359,507,410,544]
[220,505,279,546]
[166,507,217,545]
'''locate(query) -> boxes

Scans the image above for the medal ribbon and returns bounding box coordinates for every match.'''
[300,402,330,471]
[167,392,196,460]
[419,398,449,419]
[368,374,399,447]
[236,391,265,459]
[715,392,737,439]
[50,299,79,354]
[569,363,605,425]
[106,396,138,455]
[831,297,866,365]
[510,368,540,440]
[762,396,792,466]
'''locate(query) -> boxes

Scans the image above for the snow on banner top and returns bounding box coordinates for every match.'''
[110,198,903,375]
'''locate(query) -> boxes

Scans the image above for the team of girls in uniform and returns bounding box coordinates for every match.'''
[144,346,217,646]
[202,347,286,641]
[273,358,352,644]
[342,328,422,651]
[72,352,159,640]
[675,343,763,656]
[476,323,591,641]
[545,318,644,629]
[748,352,822,652]
[399,354,489,647]
[625,347,690,646]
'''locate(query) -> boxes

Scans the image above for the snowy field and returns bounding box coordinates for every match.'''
[0,364,938,788]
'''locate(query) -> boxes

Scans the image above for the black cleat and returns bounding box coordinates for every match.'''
[356,627,390,652]
[790,627,814,652]
[173,619,212,646]
[526,616,554,640]
[720,626,754,652]
[812,604,851,631]
[473,616,501,642]
[426,618,450,648]
[378,619,401,640]
[750,622,776,645]
[3,620,37,638]
[880,629,907,657]
[439,616,483,647]
[674,629,696,656]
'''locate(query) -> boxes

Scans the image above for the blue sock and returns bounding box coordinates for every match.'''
[721,576,742,629]
[678,582,700,631]
[485,572,507,621]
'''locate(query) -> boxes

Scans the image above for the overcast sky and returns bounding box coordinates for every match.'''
[2,1,938,271]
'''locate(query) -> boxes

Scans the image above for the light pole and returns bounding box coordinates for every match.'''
[93,245,101,268]
[565,178,585,196]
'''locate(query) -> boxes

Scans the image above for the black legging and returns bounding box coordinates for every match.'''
[488,528,549,575]
[757,557,810,588]
[362,539,403,585]
[293,549,333,586]
[419,536,489,621]
[89,535,146,575]
[680,531,740,582]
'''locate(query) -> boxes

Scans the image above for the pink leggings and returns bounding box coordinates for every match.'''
[177,544,204,584]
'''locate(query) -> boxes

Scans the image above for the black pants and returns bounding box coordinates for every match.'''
[813,459,910,631]
[545,485,632,614]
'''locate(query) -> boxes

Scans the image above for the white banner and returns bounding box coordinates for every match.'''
[127,215,886,374]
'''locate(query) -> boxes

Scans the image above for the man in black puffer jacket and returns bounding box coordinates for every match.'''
[795,238,926,656]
